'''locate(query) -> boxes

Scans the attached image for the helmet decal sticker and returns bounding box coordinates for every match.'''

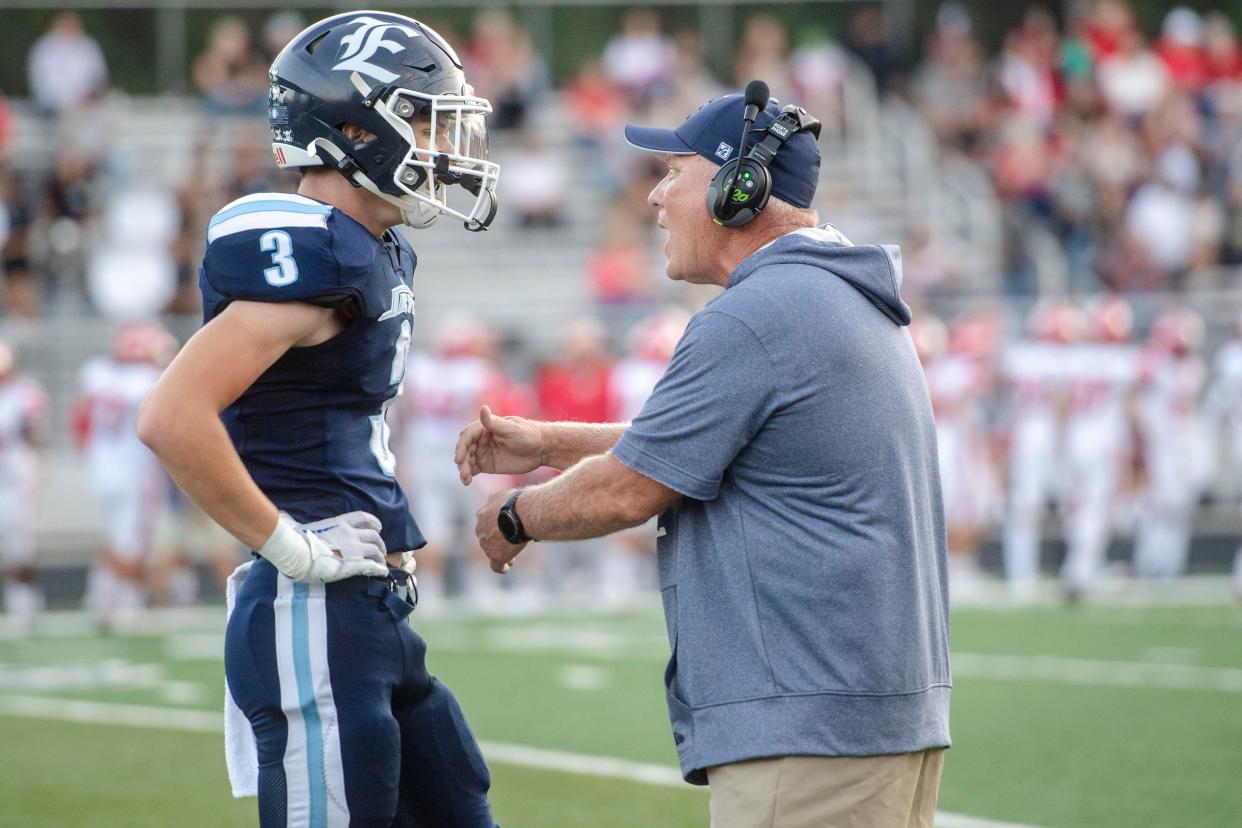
[333,16,421,83]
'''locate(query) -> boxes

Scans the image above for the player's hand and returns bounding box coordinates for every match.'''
[259,512,390,582]
[474,488,526,574]
[454,405,544,485]
[301,511,389,566]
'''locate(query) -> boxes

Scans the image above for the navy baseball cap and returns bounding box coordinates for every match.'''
[624,93,821,209]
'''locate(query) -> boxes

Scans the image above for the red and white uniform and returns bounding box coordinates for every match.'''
[1205,338,1242,489]
[1203,337,1242,593]
[925,352,997,533]
[608,357,666,422]
[0,378,48,566]
[609,309,687,421]
[1059,343,1140,593]
[397,351,494,543]
[77,357,166,562]
[1133,349,1206,578]
[1000,341,1073,588]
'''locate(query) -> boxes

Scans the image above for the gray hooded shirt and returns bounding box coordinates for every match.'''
[612,226,951,784]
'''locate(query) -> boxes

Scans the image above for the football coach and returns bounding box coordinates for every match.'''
[457,82,951,827]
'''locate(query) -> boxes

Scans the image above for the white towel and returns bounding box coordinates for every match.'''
[223,560,259,798]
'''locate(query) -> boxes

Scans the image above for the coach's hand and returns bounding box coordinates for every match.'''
[258,512,390,582]
[474,488,527,574]
[454,405,544,485]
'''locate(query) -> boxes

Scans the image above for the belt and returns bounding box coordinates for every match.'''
[364,568,418,620]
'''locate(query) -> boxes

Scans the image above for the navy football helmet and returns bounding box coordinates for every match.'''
[268,11,499,230]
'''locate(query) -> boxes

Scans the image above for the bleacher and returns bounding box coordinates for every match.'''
[2,62,1012,560]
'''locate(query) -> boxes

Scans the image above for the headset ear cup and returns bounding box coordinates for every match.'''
[705,157,774,227]
[716,160,772,227]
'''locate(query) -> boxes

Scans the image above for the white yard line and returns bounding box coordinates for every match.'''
[951,652,1242,693]
[0,694,222,732]
[0,694,1040,828]
[441,628,1242,695]
[8,609,1242,696]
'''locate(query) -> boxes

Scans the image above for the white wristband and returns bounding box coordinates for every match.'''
[257,517,312,580]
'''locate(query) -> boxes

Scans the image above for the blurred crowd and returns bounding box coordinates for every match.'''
[4,4,1240,317]
[0,5,906,322]
[914,1,1242,292]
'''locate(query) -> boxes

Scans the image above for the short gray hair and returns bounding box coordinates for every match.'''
[765,196,819,228]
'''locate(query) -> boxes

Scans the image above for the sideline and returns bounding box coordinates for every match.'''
[0,694,1040,828]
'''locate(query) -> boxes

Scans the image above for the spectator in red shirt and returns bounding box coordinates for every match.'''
[1203,13,1242,82]
[1085,0,1135,61]
[1155,7,1208,94]
[588,202,653,310]
[534,318,614,423]
[564,58,624,146]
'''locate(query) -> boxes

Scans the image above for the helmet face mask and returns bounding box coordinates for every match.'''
[268,12,500,231]
[370,85,500,230]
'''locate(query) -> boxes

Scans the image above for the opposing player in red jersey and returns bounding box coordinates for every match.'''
[396,315,496,604]
[75,321,176,630]
[601,306,690,603]
[1133,307,1207,580]
[0,341,49,632]
[1059,296,1140,599]
[924,309,999,592]
[1203,313,1242,597]
[1001,299,1083,598]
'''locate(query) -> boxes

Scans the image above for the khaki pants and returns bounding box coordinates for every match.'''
[707,749,945,828]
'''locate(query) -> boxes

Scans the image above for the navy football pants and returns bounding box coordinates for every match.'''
[225,558,498,828]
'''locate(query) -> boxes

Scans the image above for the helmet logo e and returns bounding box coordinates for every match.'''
[334,16,421,84]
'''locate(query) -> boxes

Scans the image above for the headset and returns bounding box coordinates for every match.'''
[706,80,823,228]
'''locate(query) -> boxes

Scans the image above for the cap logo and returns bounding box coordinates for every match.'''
[334,16,421,84]
[715,142,733,160]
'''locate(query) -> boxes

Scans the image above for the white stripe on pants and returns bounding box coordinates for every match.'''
[273,576,350,827]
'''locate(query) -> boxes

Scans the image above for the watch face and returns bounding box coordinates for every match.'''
[498,511,520,543]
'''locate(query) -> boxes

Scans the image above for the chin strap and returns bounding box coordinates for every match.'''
[307,137,440,229]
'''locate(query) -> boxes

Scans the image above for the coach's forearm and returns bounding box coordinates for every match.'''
[517,453,648,540]
[538,422,628,470]
[138,403,278,550]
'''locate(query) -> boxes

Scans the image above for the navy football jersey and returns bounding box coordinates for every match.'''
[200,192,425,552]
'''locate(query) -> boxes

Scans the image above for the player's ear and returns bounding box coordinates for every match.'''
[340,123,377,145]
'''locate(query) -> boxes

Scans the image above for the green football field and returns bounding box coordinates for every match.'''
[1,591,1240,828]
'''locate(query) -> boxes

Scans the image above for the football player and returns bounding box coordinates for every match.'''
[1133,307,1207,580]
[138,12,500,828]
[608,307,690,423]
[395,315,496,604]
[1202,313,1242,597]
[601,306,690,603]
[1058,296,1141,599]
[76,321,176,631]
[924,309,998,592]
[0,341,48,632]
[1000,299,1082,597]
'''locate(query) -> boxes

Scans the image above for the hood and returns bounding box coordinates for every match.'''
[727,225,912,326]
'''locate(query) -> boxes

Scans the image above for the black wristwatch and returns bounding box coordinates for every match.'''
[497,490,534,544]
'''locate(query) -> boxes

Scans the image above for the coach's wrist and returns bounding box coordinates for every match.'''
[257,516,312,580]
[541,422,582,471]
[536,422,552,470]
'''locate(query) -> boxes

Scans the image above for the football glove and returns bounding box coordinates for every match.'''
[258,511,389,582]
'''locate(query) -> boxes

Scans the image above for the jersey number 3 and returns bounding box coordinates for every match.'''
[260,230,299,287]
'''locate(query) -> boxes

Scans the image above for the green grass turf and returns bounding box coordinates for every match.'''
[940,606,1242,827]
[0,716,707,828]
[0,603,1239,827]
